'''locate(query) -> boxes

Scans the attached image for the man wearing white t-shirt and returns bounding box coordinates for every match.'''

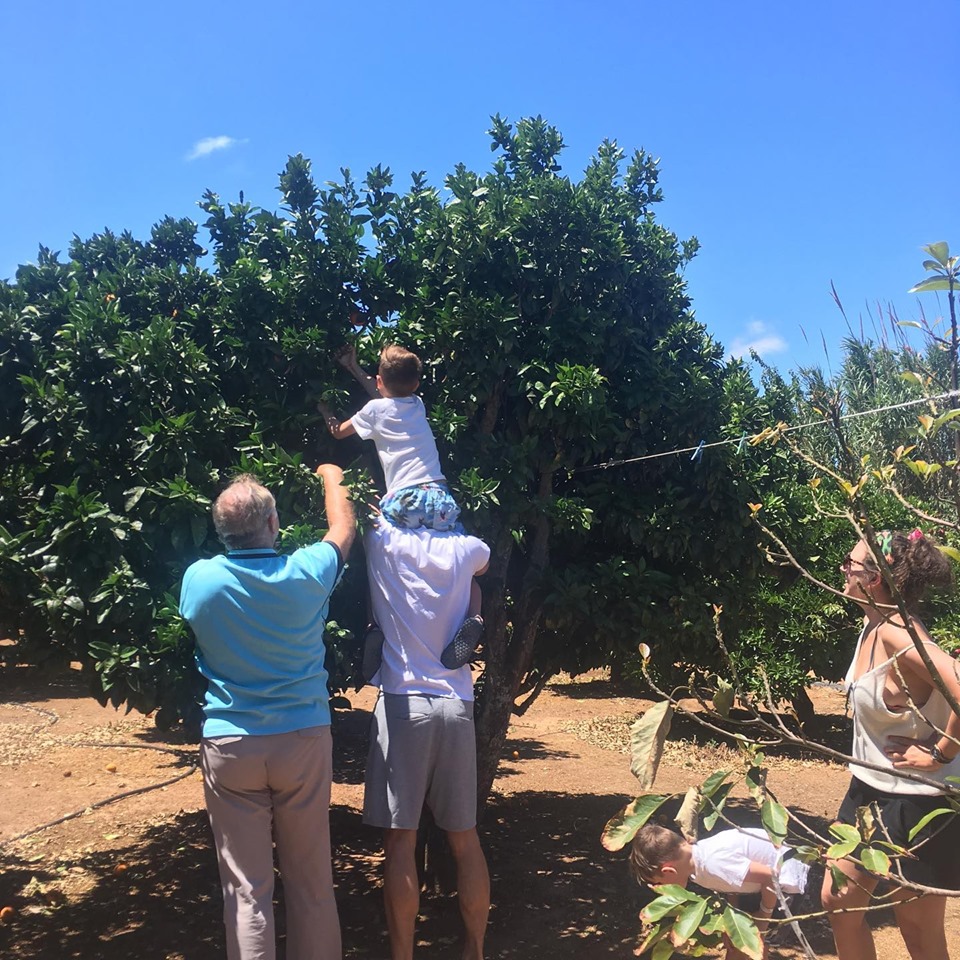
[362,517,491,960]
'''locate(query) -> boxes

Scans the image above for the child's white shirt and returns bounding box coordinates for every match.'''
[351,396,445,494]
[691,827,809,895]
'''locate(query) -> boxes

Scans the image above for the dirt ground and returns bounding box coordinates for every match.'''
[1,667,957,959]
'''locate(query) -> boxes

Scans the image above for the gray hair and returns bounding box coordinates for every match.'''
[212,474,277,550]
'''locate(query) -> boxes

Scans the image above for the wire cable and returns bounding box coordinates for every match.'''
[576,389,960,473]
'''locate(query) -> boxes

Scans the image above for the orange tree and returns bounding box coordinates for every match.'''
[1,118,795,787]
[0,163,369,726]
[334,116,802,798]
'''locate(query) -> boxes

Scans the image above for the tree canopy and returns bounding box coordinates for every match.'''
[1,116,819,794]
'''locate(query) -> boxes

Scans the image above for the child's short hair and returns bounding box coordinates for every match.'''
[378,344,422,396]
[629,824,686,885]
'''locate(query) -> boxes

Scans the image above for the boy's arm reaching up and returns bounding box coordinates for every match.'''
[317,400,357,440]
[336,344,381,399]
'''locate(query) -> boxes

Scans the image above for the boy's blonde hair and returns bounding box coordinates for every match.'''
[378,344,422,396]
[629,824,685,885]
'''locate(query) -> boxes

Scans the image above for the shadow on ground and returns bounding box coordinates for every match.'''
[2,781,898,960]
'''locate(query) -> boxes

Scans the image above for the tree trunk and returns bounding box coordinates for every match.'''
[475,470,554,807]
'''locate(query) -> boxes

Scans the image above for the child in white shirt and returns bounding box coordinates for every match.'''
[319,343,461,531]
[319,342,482,671]
[630,823,808,952]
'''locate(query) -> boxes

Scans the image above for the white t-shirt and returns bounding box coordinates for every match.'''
[364,519,490,700]
[351,395,445,494]
[692,828,809,895]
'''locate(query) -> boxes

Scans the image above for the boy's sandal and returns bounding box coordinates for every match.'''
[440,616,484,670]
[360,627,385,684]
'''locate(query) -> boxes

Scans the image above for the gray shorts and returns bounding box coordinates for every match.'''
[363,692,477,832]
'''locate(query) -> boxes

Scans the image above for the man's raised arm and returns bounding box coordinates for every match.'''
[315,463,356,558]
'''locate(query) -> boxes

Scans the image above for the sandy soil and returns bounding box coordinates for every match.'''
[1,666,957,959]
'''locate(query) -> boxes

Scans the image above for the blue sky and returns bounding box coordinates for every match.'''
[2,1,956,373]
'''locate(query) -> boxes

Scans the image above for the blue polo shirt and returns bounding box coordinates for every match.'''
[179,542,343,738]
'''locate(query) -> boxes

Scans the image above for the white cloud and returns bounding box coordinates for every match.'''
[728,320,788,360]
[186,136,246,161]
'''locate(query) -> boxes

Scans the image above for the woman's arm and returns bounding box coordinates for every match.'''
[883,623,960,770]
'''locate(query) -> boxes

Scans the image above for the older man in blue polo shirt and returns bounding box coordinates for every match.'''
[180,464,355,960]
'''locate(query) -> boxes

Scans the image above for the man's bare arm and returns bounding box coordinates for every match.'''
[316,463,356,557]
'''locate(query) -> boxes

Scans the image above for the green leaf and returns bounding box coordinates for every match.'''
[909,277,954,294]
[745,764,765,804]
[629,701,673,789]
[760,798,789,846]
[828,864,849,894]
[671,897,709,945]
[721,906,763,960]
[712,678,734,718]
[792,844,821,865]
[827,839,860,860]
[651,938,675,960]
[700,769,732,799]
[923,241,949,266]
[827,821,861,860]
[860,847,891,875]
[703,783,733,830]
[907,804,957,841]
[829,822,861,843]
[642,893,688,922]
[601,793,670,851]
[934,409,960,430]
[938,545,960,564]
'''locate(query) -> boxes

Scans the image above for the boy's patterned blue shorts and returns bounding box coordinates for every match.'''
[380,482,462,532]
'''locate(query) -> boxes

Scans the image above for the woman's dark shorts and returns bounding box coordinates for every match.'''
[836,776,960,890]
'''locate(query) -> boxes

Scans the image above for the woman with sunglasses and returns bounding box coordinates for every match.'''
[822,529,960,960]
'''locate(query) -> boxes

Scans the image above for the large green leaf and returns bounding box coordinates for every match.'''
[601,793,670,851]
[670,897,709,945]
[760,798,788,846]
[703,782,733,830]
[700,768,732,799]
[651,938,675,960]
[909,276,954,294]
[906,804,958,842]
[721,906,763,960]
[629,700,674,789]
[860,847,891,875]
[922,241,950,266]
[641,892,689,922]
